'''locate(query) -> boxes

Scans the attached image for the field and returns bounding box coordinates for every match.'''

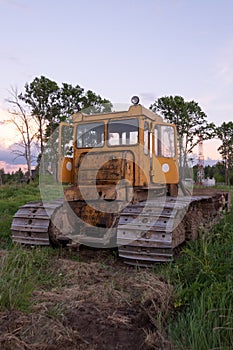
[0,183,232,350]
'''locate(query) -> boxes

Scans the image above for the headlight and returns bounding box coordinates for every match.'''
[131,96,140,105]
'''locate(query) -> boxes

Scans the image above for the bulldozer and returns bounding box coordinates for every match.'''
[11,97,231,265]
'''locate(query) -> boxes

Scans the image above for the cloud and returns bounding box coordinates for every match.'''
[139,92,156,101]
[0,136,38,173]
[0,55,22,65]
[139,92,159,107]
[0,160,27,173]
[0,108,23,147]
[0,0,30,11]
[0,143,30,172]
[214,39,233,86]
[0,145,24,164]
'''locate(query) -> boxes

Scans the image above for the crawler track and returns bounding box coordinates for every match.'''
[11,191,230,265]
[11,199,63,246]
[117,197,189,264]
[117,192,230,265]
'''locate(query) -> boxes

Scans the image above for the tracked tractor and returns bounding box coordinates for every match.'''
[11,97,230,265]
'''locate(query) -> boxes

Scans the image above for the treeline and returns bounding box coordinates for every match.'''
[193,162,233,185]
[0,168,37,185]
[1,162,232,186]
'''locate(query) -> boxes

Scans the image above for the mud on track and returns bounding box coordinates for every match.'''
[0,250,173,350]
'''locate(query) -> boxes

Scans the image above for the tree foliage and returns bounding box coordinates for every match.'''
[215,121,233,185]
[150,96,215,177]
[19,76,61,154]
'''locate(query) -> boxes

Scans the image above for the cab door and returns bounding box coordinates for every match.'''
[58,123,74,183]
[151,123,179,185]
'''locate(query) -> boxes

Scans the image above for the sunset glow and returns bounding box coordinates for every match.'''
[0,108,22,148]
[0,161,27,173]
[0,107,37,172]
[203,139,221,161]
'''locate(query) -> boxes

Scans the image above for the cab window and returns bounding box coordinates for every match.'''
[76,122,104,148]
[61,124,73,157]
[154,125,175,157]
[108,118,138,146]
[144,122,149,155]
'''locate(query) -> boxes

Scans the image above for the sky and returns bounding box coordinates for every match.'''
[0,0,233,172]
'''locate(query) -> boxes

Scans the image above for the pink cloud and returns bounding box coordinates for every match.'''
[0,160,27,173]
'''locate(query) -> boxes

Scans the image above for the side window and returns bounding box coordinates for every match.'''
[76,122,104,148]
[61,124,74,157]
[154,125,175,157]
[154,127,158,156]
[144,122,149,155]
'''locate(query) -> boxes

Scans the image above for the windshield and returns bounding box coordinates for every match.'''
[76,122,104,148]
[108,118,138,146]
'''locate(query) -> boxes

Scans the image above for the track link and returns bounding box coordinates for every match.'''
[11,199,63,245]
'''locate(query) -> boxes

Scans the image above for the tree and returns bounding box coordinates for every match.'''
[150,96,215,178]
[13,168,24,183]
[19,76,60,155]
[0,168,4,185]
[213,162,225,183]
[19,76,112,154]
[6,87,38,182]
[82,90,112,114]
[216,121,233,185]
[204,165,215,179]
[17,76,112,177]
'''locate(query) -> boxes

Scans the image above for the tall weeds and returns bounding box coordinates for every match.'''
[166,192,233,349]
[0,246,61,311]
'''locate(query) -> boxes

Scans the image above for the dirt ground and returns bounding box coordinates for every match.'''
[0,249,174,350]
[192,187,226,196]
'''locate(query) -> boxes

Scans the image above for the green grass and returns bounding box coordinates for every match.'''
[0,246,64,312]
[0,183,67,311]
[159,189,233,350]
[0,183,41,248]
[0,183,68,312]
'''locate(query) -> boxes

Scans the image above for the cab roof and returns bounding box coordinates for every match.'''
[72,104,163,123]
